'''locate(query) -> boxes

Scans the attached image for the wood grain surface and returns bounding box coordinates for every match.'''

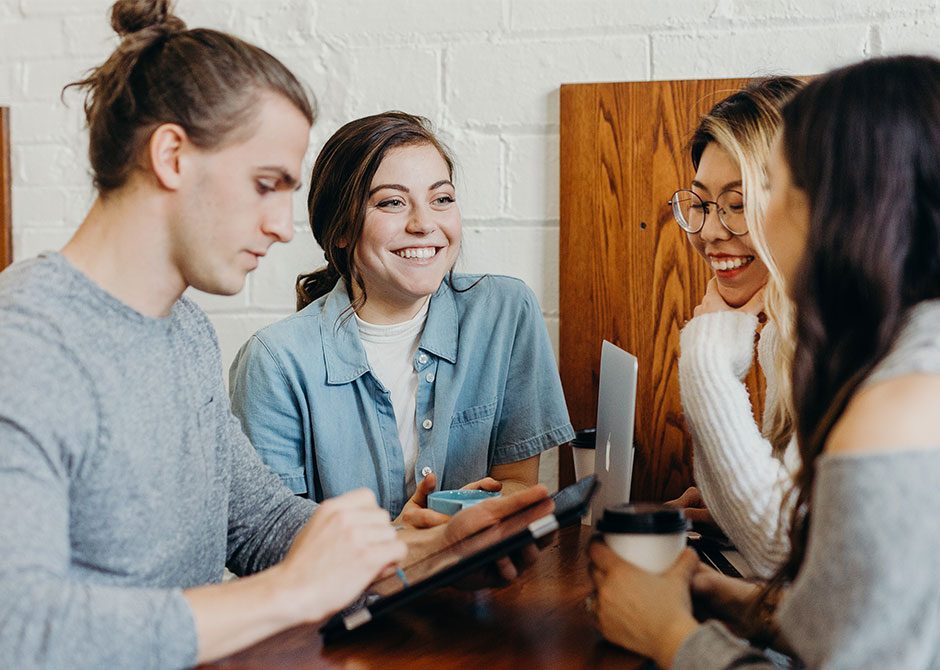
[201,525,647,670]
[1,108,12,271]
[559,79,765,501]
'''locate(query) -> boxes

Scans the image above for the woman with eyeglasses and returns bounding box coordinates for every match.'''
[590,54,940,670]
[666,77,804,579]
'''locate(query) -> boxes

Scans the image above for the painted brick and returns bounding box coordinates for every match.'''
[505,134,559,220]
[440,129,502,220]
[317,0,503,39]
[459,226,559,313]
[227,0,316,48]
[510,0,718,32]
[12,186,68,226]
[0,18,65,60]
[9,101,81,142]
[23,58,99,101]
[651,24,870,79]
[20,0,106,16]
[249,227,324,311]
[15,226,74,262]
[881,19,940,56]
[14,144,86,187]
[63,13,117,57]
[342,46,440,120]
[719,0,935,21]
[208,313,292,384]
[448,37,648,128]
[0,64,18,102]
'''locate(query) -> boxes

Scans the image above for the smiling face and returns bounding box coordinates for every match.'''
[174,93,310,296]
[351,142,461,324]
[686,143,768,307]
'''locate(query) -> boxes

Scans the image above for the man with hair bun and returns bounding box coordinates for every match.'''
[0,1,549,667]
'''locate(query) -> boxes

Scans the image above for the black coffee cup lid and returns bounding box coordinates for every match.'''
[571,428,596,449]
[596,503,689,534]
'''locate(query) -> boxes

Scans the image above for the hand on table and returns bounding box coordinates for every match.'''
[664,485,714,526]
[589,541,700,669]
[395,472,503,529]
[278,488,407,624]
[691,562,763,634]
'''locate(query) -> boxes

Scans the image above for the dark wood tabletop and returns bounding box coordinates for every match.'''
[202,524,650,670]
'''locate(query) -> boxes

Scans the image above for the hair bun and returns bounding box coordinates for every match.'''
[110,0,186,37]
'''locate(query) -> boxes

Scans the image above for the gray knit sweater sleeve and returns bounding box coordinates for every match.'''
[674,300,940,669]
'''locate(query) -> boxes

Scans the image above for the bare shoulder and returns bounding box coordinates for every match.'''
[826,373,940,455]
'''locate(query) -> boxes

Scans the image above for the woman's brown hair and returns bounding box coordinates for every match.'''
[752,55,940,642]
[296,111,456,312]
[66,0,314,195]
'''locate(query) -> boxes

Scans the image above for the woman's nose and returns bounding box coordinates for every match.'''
[699,206,731,242]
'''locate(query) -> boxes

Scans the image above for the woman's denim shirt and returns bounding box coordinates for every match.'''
[229,274,575,516]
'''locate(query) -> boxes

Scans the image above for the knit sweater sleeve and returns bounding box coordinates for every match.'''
[678,312,793,577]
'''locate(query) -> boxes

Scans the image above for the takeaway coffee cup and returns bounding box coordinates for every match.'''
[596,504,689,574]
[571,428,596,481]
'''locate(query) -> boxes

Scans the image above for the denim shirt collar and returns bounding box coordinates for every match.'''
[319,279,458,385]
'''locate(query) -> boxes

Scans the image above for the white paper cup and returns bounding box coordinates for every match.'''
[572,447,595,481]
[597,504,689,574]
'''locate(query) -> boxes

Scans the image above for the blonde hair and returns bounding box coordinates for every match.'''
[689,77,804,456]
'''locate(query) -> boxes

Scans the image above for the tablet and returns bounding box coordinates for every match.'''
[321,475,599,642]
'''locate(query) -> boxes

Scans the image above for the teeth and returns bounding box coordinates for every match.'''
[710,256,753,271]
[396,247,437,259]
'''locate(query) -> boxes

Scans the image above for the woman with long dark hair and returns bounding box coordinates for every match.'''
[590,55,940,668]
[230,111,574,527]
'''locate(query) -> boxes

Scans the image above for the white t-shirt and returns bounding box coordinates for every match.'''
[356,300,430,496]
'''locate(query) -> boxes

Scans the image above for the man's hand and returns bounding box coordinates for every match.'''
[275,489,407,625]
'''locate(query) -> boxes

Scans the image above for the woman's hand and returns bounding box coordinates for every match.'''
[589,542,700,669]
[694,278,765,318]
[395,473,504,529]
[276,488,407,625]
[691,563,761,633]
[664,485,714,526]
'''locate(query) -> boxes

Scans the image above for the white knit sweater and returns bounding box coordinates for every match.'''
[678,311,799,578]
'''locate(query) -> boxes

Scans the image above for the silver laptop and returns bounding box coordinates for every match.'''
[591,340,638,521]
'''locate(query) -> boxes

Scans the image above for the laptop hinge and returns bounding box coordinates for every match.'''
[343,608,373,630]
[528,514,559,539]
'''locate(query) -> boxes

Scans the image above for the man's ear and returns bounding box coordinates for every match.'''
[148,123,188,191]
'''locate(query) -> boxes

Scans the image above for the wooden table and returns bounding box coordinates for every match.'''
[203,524,649,669]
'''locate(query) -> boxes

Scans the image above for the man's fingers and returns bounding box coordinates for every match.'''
[668,548,700,581]
[403,507,450,528]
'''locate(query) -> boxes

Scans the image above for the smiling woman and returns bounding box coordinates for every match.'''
[229,111,575,528]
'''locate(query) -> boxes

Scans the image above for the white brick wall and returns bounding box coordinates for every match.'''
[2,0,939,488]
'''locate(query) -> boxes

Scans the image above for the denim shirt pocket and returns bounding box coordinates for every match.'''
[449,398,498,460]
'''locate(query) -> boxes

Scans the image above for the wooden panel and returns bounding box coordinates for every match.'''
[559,79,765,502]
[0,108,10,270]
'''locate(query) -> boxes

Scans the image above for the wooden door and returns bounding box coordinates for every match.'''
[558,78,765,501]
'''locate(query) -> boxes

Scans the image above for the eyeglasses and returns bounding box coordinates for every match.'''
[668,189,748,236]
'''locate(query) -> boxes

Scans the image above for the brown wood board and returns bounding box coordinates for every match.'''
[559,78,766,501]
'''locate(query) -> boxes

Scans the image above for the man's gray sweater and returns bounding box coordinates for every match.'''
[0,253,315,669]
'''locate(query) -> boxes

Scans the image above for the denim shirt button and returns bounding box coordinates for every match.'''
[421,466,432,477]
[422,418,433,430]
[418,353,429,365]
[425,372,435,383]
